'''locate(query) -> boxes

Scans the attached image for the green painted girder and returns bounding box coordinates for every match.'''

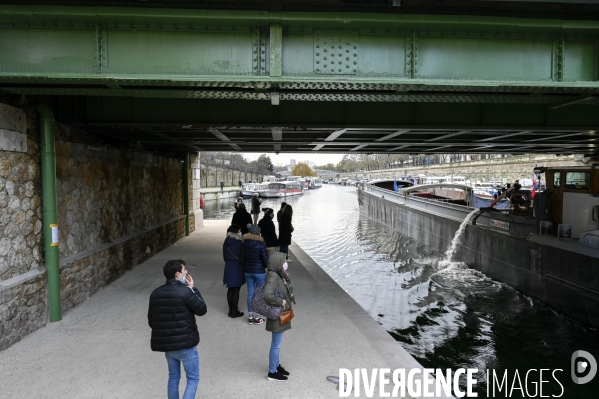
[4,87,599,105]
[1,6,599,94]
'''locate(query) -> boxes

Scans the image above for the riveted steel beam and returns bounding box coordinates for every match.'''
[270,22,282,77]
[1,7,599,88]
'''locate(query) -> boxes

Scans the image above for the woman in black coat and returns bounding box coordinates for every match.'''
[258,207,279,257]
[231,203,253,235]
[277,203,293,261]
[222,224,245,318]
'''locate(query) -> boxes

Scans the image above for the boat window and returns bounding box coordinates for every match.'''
[565,171,591,189]
[553,172,561,188]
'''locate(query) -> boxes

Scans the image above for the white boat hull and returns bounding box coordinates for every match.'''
[259,190,303,198]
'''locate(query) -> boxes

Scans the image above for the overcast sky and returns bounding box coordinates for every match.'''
[242,152,344,167]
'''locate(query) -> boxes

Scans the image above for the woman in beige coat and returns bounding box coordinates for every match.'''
[263,252,295,382]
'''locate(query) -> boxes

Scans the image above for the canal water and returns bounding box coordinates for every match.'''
[204,185,599,398]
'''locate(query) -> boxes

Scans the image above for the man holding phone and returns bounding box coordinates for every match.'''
[148,260,207,399]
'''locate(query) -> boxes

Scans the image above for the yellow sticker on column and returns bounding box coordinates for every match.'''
[50,224,59,246]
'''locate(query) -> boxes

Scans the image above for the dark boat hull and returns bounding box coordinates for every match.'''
[358,189,599,327]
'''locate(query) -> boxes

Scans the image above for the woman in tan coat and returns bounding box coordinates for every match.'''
[263,252,295,381]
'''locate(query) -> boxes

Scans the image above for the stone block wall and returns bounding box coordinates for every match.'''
[54,124,184,258]
[59,217,184,312]
[342,154,581,182]
[0,103,194,350]
[0,105,43,282]
[199,164,260,187]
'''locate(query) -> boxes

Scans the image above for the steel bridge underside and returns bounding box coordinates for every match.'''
[1,5,599,155]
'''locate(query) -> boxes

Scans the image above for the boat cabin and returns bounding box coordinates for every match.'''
[367,179,414,191]
[535,165,599,240]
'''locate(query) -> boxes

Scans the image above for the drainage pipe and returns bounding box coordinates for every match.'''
[37,104,61,322]
[183,153,190,236]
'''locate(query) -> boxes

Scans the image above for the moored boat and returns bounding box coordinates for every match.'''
[359,164,599,327]
[241,182,267,197]
[259,181,304,198]
[308,177,323,189]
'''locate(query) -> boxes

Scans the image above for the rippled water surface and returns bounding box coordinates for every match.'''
[204,185,599,397]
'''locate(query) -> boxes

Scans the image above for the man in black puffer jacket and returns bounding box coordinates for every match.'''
[148,259,207,399]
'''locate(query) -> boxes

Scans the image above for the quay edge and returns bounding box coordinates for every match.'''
[358,189,599,328]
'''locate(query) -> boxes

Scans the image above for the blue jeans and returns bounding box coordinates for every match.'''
[165,347,199,399]
[279,245,289,259]
[245,272,266,314]
[269,331,285,373]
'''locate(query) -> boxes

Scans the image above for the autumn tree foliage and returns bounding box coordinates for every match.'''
[291,162,317,177]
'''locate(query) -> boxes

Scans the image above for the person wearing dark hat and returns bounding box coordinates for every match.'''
[242,223,268,325]
[251,193,262,225]
[231,203,252,235]
[277,203,293,262]
[258,207,279,257]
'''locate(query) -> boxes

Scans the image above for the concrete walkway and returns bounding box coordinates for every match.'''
[0,221,429,399]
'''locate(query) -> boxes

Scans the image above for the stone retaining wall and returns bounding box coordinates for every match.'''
[0,103,193,350]
[59,216,184,313]
[341,154,582,182]
[199,164,261,188]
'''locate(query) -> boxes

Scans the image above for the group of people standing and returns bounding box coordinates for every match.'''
[146,197,297,399]
[224,197,296,381]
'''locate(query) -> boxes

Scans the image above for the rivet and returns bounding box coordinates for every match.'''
[339,45,342,49]
[316,52,320,56]
[346,57,350,61]
[331,45,334,48]
[324,49,328,52]
[346,65,349,68]
[353,54,357,57]
[324,57,327,60]
[353,69,357,72]
[338,61,342,64]
[324,64,328,67]
[353,61,357,65]
[338,69,341,72]
[338,53,342,56]
[316,61,320,64]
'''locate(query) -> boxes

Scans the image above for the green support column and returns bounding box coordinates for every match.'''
[37,104,61,322]
[270,22,282,77]
[183,153,190,236]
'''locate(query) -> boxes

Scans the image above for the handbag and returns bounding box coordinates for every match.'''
[250,284,282,320]
[279,307,294,324]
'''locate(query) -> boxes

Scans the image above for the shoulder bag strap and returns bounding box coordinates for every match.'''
[226,245,240,261]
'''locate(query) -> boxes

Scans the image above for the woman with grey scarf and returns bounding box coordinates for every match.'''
[263,252,296,382]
